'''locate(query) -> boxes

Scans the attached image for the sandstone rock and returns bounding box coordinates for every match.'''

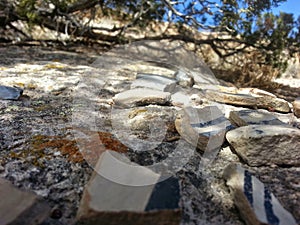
[131,73,177,92]
[112,88,171,108]
[229,110,285,126]
[205,89,291,113]
[175,106,233,152]
[205,90,257,107]
[76,151,181,225]
[0,178,50,225]
[226,125,300,166]
[223,164,297,225]
[293,98,300,118]
[0,85,23,100]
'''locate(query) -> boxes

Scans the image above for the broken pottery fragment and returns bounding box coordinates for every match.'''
[131,73,177,92]
[0,85,23,100]
[0,178,50,225]
[205,90,257,107]
[223,164,297,225]
[229,110,285,127]
[293,98,300,118]
[112,88,171,108]
[226,125,300,166]
[76,151,181,225]
[175,106,234,152]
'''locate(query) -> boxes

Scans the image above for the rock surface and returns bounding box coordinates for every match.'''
[223,164,297,225]
[0,178,51,225]
[226,125,300,166]
[0,43,299,225]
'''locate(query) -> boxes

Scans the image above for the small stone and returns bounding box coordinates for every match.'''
[76,151,181,225]
[131,73,177,92]
[0,85,23,100]
[0,178,51,225]
[205,90,257,107]
[113,88,171,108]
[51,208,63,219]
[223,164,297,225]
[174,70,194,87]
[229,110,285,126]
[175,106,234,152]
[293,98,300,118]
[226,125,300,166]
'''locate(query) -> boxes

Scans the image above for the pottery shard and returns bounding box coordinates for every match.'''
[293,98,300,118]
[131,73,177,92]
[76,151,181,225]
[175,106,234,152]
[0,85,23,100]
[0,178,50,225]
[223,164,297,225]
[205,90,257,107]
[113,88,171,108]
[229,110,285,127]
[226,125,300,166]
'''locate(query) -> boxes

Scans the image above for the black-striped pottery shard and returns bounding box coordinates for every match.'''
[0,178,50,225]
[229,110,286,127]
[175,106,234,152]
[223,164,297,225]
[76,151,181,225]
[0,85,23,100]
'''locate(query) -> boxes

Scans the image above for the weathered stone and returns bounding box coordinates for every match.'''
[175,106,233,152]
[174,70,194,87]
[76,151,181,225]
[229,110,285,126]
[131,73,177,92]
[293,98,300,118]
[238,87,277,98]
[205,89,291,113]
[111,106,177,150]
[226,125,300,166]
[0,85,23,100]
[223,164,297,225]
[0,178,51,225]
[205,90,257,107]
[112,88,171,108]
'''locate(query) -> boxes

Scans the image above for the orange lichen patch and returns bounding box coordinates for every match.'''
[74,130,128,167]
[30,131,128,165]
[31,135,84,163]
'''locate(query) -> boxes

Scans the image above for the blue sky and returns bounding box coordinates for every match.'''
[272,0,300,18]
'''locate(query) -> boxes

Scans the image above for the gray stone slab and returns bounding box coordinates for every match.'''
[226,125,300,166]
[0,178,50,225]
[175,106,234,152]
[131,73,177,92]
[223,164,297,225]
[0,85,23,100]
[76,151,181,225]
[229,110,286,126]
[113,88,171,108]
